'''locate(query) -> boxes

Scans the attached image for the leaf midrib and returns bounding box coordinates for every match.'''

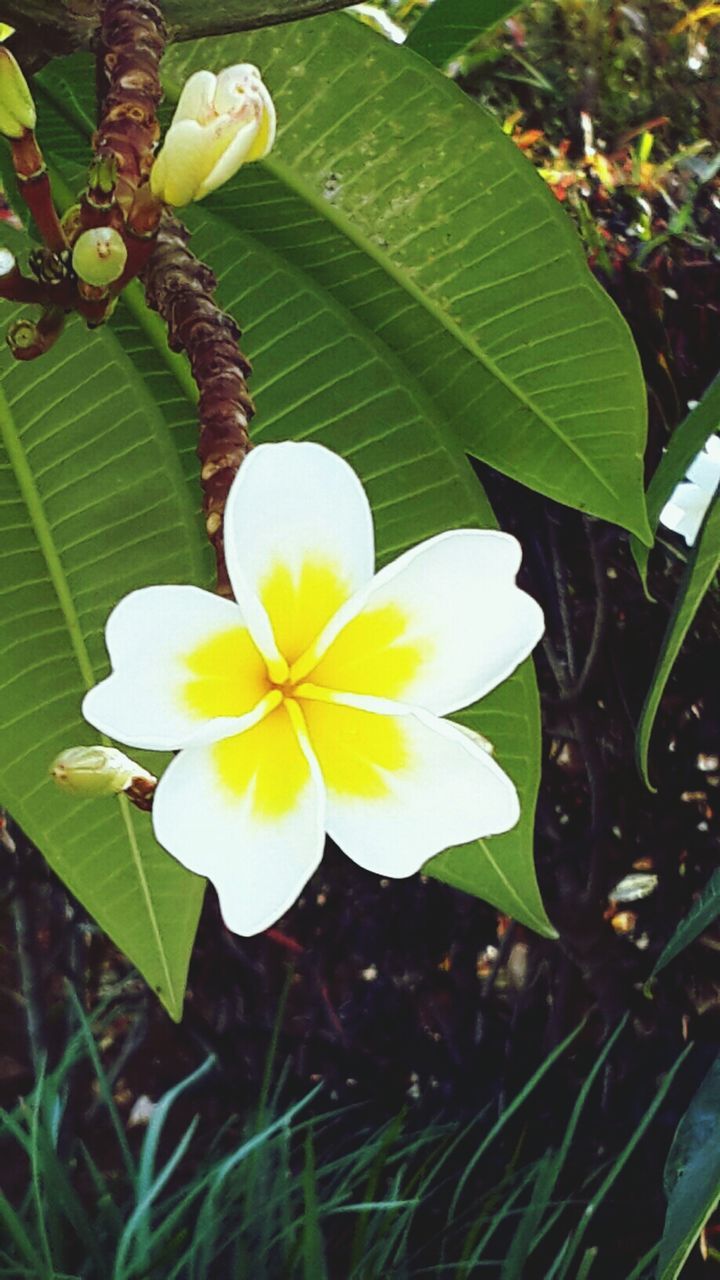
[156,54,621,505]
[44,64,634,515]
[261,151,619,500]
[0,349,179,1015]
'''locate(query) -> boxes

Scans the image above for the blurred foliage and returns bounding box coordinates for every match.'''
[455,0,720,151]
[0,996,696,1279]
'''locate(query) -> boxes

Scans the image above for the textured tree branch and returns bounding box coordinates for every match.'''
[95,0,166,209]
[4,0,358,64]
[142,214,254,596]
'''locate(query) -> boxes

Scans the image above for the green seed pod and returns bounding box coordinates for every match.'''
[72,227,128,288]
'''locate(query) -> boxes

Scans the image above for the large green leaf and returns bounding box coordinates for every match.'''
[636,494,720,788]
[182,205,555,938]
[0,301,206,1021]
[659,1054,720,1280]
[162,14,650,544]
[28,56,555,939]
[631,370,720,588]
[406,0,523,65]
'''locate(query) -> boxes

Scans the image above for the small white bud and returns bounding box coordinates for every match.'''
[50,746,154,798]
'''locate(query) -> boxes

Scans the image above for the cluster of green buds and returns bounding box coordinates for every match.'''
[0,32,276,360]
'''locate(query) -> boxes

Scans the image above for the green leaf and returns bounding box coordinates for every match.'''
[163,0,358,40]
[182,206,554,937]
[631,370,720,588]
[636,494,720,789]
[658,1054,720,1280]
[33,55,555,940]
[0,297,206,1021]
[429,668,553,937]
[161,14,650,544]
[652,867,720,978]
[406,0,523,65]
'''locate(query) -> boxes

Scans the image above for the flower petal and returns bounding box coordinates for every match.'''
[151,119,219,207]
[82,585,272,750]
[213,63,263,113]
[298,697,519,876]
[173,69,217,122]
[659,482,711,547]
[196,117,262,199]
[152,704,326,935]
[223,443,375,669]
[686,442,720,496]
[298,530,543,715]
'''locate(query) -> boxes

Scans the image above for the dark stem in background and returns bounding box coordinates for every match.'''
[536,513,640,1024]
[142,214,255,596]
[10,833,47,1077]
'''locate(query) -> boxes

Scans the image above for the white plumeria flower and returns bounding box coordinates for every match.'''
[659,433,720,547]
[83,443,544,937]
[151,63,276,207]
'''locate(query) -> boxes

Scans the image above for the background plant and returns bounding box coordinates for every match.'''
[0,2,719,1276]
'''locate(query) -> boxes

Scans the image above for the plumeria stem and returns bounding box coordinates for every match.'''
[7,305,65,360]
[124,773,157,811]
[0,260,50,305]
[95,0,166,211]
[10,130,66,252]
[142,213,255,596]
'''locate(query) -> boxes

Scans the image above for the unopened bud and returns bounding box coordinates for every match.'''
[151,64,276,207]
[0,45,36,139]
[50,746,154,798]
[72,227,127,287]
[7,317,37,352]
[60,203,83,242]
[0,247,15,278]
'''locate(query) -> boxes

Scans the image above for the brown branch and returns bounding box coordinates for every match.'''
[2,0,359,64]
[163,0,363,41]
[142,214,254,596]
[94,0,166,211]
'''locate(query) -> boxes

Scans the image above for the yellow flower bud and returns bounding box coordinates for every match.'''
[0,45,35,138]
[72,227,128,288]
[151,63,276,207]
[50,746,154,798]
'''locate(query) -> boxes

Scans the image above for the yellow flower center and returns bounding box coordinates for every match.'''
[179,557,424,817]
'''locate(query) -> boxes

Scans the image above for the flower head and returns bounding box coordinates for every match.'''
[659,433,720,547]
[0,44,35,139]
[83,444,544,936]
[150,64,275,207]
